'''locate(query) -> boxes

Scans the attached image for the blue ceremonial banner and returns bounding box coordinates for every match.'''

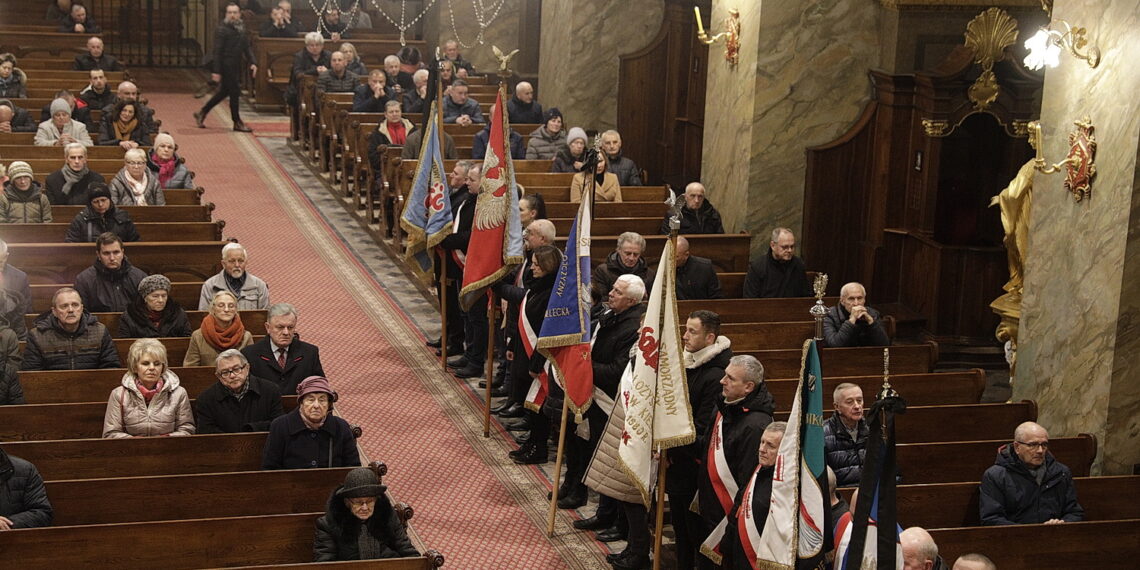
[399,102,453,282]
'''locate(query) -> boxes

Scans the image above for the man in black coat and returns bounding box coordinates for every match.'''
[0,242,32,341]
[59,3,101,33]
[438,164,487,379]
[243,303,325,395]
[675,236,723,300]
[0,99,37,133]
[743,228,813,298]
[823,383,869,487]
[506,81,543,125]
[822,282,890,348]
[661,183,725,235]
[721,422,786,570]
[600,130,643,187]
[590,232,655,303]
[0,447,52,529]
[72,37,123,71]
[195,349,285,433]
[194,3,257,132]
[979,421,1084,525]
[73,232,147,312]
[259,5,300,37]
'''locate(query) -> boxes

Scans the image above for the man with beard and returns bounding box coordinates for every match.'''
[743,227,813,298]
[73,232,147,312]
[194,2,257,132]
[199,242,270,310]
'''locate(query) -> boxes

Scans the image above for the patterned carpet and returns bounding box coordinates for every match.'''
[144,72,615,569]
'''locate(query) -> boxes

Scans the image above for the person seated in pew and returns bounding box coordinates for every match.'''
[109,148,164,206]
[952,553,996,570]
[353,70,395,113]
[45,143,106,205]
[147,133,196,190]
[79,69,115,111]
[674,236,723,300]
[900,526,949,570]
[0,99,37,133]
[74,232,147,312]
[0,328,24,404]
[719,421,787,570]
[397,46,423,76]
[39,91,93,133]
[0,446,52,529]
[441,39,475,76]
[98,101,152,150]
[367,101,414,172]
[551,126,588,173]
[662,182,725,235]
[316,51,358,95]
[0,54,27,99]
[1,161,53,223]
[506,81,543,125]
[73,36,124,71]
[102,338,196,438]
[199,242,271,311]
[472,103,525,160]
[979,421,1084,526]
[742,227,813,299]
[383,55,412,94]
[526,108,567,161]
[185,290,254,366]
[569,152,622,204]
[442,80,483,126]
[823,383,868,487]
[243,302,325,394]
[0,240,31,341]
[23,287,121,370]
[827,466,850,524]
[194,349,284,433]
[823,282,890,348]
[59,2,101,33]
[600,130,642,187]
[117,274,192,338]
[262,375,359,469]
[402,69,429,114]
[288,32,332,109]
[259,4,300,37]
[64,185,142,243]
[318,8,351,41]
[101,82,156,134]
[35,98,94,147]
[314,467,418,561]
[400,124,458,160]
[591,232,653,302]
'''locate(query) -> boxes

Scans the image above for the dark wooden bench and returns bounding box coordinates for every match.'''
[18,334,266,367]
[546,201,669,219]
[929,519,1140,569]
[559,233,754,274]
[8,240,223,283]
[775,401,1036,444]
[764,370,986,405]
[0,144,150,160]
[20,366,221,403]
[24,309,268,339]
[51,204,215,222]
[29,280,203,313]
[677,297,841,322]
[715,319,895,350]
[737,342,937,378]
[896,433,1097,484]
[0,221,223,243]
[0,31,97,58]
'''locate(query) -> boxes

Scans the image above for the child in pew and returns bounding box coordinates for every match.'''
[313,467,419,562]
[102,338,196,438]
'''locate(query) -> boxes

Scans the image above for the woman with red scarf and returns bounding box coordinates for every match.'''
[146,133,196,189]
[102,338,196,438]
[184,290,253,366]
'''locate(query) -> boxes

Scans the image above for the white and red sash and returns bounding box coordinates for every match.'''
[699,411,738,564]
[518,291,548,410]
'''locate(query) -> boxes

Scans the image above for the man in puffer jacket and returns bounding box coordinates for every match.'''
[979,421,1084,525]
[0,446,52,529]
[22,287,121,371]
[823,382,869,487]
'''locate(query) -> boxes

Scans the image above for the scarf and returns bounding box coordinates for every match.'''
[126,170,148,205]
[356,523,384,559]
[228,379,250,402]
[147,308,163,329]
[113,117,138,142]
[224,271,247,297]
[151,152,177,188]
[135,378,164,404]
[386,121,406,145]
[300,410,327,430]
[201,313,246,350]
[60,165,90,197]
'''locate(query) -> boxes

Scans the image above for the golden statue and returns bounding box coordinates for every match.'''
[989,152,1036,378]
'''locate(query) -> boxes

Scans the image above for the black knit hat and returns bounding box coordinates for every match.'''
[336,467,387,499]
[543,107,562,124]
[88,184,112,204]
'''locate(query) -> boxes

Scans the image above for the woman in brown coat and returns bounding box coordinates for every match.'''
[184,290,253,366]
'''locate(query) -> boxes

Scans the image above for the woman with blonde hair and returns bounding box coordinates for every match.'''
[110,148,165,206]
[184,290,253,366]
[102,338,195,438]
[339,42,367,76]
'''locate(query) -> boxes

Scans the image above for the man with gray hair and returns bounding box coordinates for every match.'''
[979,421,1084,526]
[242,303,325,394]
[743,227,812,298]
[194,349,285,433]
[600,130,642,186]
[900,526,948,570]
[952,553,997,570]
[823,382,868,487]
[823,282,890,348]
[661,182,725,235]
[0,240,31,340]
[199,242,270,311]
[591,231,655,303]
[402,68,430,114]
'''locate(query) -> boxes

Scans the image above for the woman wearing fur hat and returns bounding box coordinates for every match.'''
[525,108,568,161]
[102,338,196,438]
[0,161,52,223]
[147,133,196,190]
[262,375,361,469]
[551,126,588,173]
[313,467,419,561]
[0,54,27,99]
[109,148,165,206]
[64,183,140,242]
[117,274,192,339]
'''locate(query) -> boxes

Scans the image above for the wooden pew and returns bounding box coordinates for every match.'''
[738,342,937,378]
[51,203,215,222]
[30,280,203,313]
[0,221,223,243]
[896,433,1097,484]
[17,335,265,367]
[764,370,986,404]
[23,309,268,338]
[8,240,223,283]
[546,201,669,218]
[562,233,753,273]
[774,401,1036,444]
[929,519,1140,569]
[20,366,221,403]
[717,319,895,350]
[24,69,128,83]
[0,31,94,58]
[678,297,841,322]
[0,144,147,160]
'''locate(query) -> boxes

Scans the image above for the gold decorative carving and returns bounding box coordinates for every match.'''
[1030,118,1098,201]
[1011,120,1031,137]
[989,139,1037,380]
[922,119,950,137]
[694,7,740,66]
[964,8,1019,110]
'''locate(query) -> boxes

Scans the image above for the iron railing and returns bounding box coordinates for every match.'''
[91,0,211,67]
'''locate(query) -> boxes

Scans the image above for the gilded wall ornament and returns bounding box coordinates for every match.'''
[964,8,1019,110]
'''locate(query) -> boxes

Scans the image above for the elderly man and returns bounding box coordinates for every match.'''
[73,232,148,313]
[661,182,724,235]
[743,228,813,298]
[23,287,120,370]
[402,68,429,114]
[353,70,394,113]
[35,98,93,147]
[440,164,489,379]
[695,354,775,569]
[674,236,722,300]
[0,447,53,530]
[195,349,285,433]
[952,553,997,570]
[0,240,31,341]
[260,4,300,37]
[243,303,325,394]
[442,80,484,126]
[383,54,413,93]
[199,242,270,311]
[287,32,331,109]
[507,81,543,125]
[823,282,890,348]
[367,100,414,172]
[823,382,868,487]
[59,3,101,33]
[44,143,106,205]
[600,130,642,186]
[980,421,1084,526]
[472,103,525,159]
[78,69,114,110]
[0,99,36,133]
[720,422,788,570]
[591,231,655,302]
[316,51,358,94]
[900,527,948,570]
[441,39,475,75]
[73,36,123,71]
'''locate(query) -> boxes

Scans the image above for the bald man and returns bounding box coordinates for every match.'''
[674,236,722,300]
[507,81,543,125]
[900,527,946,570]
[101,81,155,132]
[823,282,890,348]
[661,182,725,235]
[73,36,123,71]
[980,421,1084,525]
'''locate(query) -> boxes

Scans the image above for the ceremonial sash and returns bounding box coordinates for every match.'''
[451,201,467,268]
[518,291,549,411]
[699,412,738,564]
[736,463,768,569]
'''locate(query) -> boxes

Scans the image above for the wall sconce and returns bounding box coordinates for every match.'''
[1029,118,1097,202]
[694,7,740,66]
[1023,20,1100,70]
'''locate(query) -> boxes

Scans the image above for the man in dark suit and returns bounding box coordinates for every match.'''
[675,236,723,300]
[242,303,325,395]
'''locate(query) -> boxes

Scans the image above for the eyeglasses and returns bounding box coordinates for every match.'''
[1015,440,1049,450]
[217,364,248,378]
[125,161,146,166]
[346,497,376,509]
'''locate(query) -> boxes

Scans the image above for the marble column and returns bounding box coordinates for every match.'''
[1016,0,1140,475]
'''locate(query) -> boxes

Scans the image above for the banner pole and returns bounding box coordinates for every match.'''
[439,251,449,368]
[653,448,668,570]
[547,396,571,537]
[484,293,497,437]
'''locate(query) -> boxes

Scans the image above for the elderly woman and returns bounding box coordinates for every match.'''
[0,161,52,223]
[262,375,361,469]
[339,42,367,76]
[102,338,196,438]
[64,183,140,242]
[147,133,196,189]
[110,148,165,206]
[569,152,622,203]
[0,54,26,99]
[184,290,253,366]
[117,274,192,338]
[98,100,151,149]
[35,98,93,147]
[526,108,568,161]
[314,467,418,561]
[552,127,588,173]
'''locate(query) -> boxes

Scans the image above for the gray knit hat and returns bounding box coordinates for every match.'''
[336,467,387,499]
[49,98,71,117]
[138,274,171,298]
[7,161,32,181]
[566,127,587,146]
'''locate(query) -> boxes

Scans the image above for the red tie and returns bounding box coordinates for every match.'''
[277,349,286,369]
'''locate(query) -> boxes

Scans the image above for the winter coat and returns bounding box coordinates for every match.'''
[313,488,418,561]
[822,304,890,348]
[317,69,359,94]
[103,370,196,438]
[823,412,869,486]
[667,336,733,495]
[979,443,1085,525]
[506,97,543,125]
[97,116,152,147]
[442,96,483,124]
[721,465,775,570]
[73,53,123,72]
[64,202,141,243]
[194,375,284,434]
[525,126,567,160]
[0,181,53,223]
[183,328,254,367]
[590,302,647,398]
[696,383,776,526]
[0,69,27,99]
[352,83,395,113]
[400,128,458,160]
[35,118,94,147]
[550,148,584,173]
[675,255,723,300]
[367,119,414,170]
[22,311,121,370]
[742,250,813,299]
[243,336,325,396]
[0,366,24,405]
[73,257,147,313]
[59,14,101,33]
[660,198,725,235]
[44,169,106,205]
[606,153,642,187]
[0,264,31,341]
[116,299,192,338]
[262,408,361,469]
[211,20,254,75]
[0,103,36,132]
[590,250,655,304]
[570,171,621,203]
[109,168,165,206]
[0,450,52,528]
[471,125,525,160]
[79,87,115,112]
[147,153,196,189]
[199,271,270,311]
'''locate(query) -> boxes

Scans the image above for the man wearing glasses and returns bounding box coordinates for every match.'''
[743,227,814,298]
[194,349,284,433]
[979,421,1085,525]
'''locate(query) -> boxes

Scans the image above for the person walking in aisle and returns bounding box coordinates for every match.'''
[194,2,257,132]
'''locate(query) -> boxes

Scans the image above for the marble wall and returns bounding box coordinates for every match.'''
[430,0,521,74]
[1016,0,1140,474]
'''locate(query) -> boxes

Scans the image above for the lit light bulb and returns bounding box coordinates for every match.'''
[1024,29,1061,70]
